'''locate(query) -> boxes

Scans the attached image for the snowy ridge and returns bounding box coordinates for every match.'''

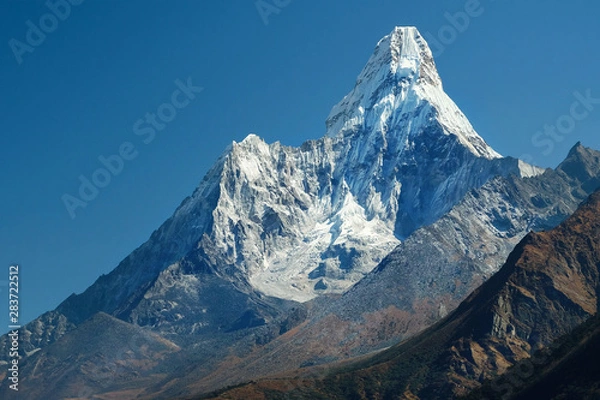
[201,135,401,301]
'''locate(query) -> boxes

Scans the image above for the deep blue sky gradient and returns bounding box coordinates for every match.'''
[1,0,600,330]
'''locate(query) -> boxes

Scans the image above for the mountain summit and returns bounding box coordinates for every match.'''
[326,26,501,159]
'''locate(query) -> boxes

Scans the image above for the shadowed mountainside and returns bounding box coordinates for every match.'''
[466,312,600,400]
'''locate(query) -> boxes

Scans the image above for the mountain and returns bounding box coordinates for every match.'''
[0,26,570,399]
[1,26,533,355]
[88,26,542,306]
[206,189,600,399]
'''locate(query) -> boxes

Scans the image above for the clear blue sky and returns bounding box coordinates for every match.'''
[1,0,599,331]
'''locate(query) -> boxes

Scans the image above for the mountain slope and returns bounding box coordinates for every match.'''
[208,189,600,399]
[467,312,600,400]
[182,144,600,394]
[0,312,180,400]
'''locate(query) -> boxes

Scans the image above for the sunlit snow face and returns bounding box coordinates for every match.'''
[324,27,500,160]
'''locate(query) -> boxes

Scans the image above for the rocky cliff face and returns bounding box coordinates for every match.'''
[469,312,600,400]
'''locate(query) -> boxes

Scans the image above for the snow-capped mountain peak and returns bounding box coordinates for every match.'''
[325,26,500,160]
[157,26,538,302]
[378,26,441,87]
[39,26,542,310]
